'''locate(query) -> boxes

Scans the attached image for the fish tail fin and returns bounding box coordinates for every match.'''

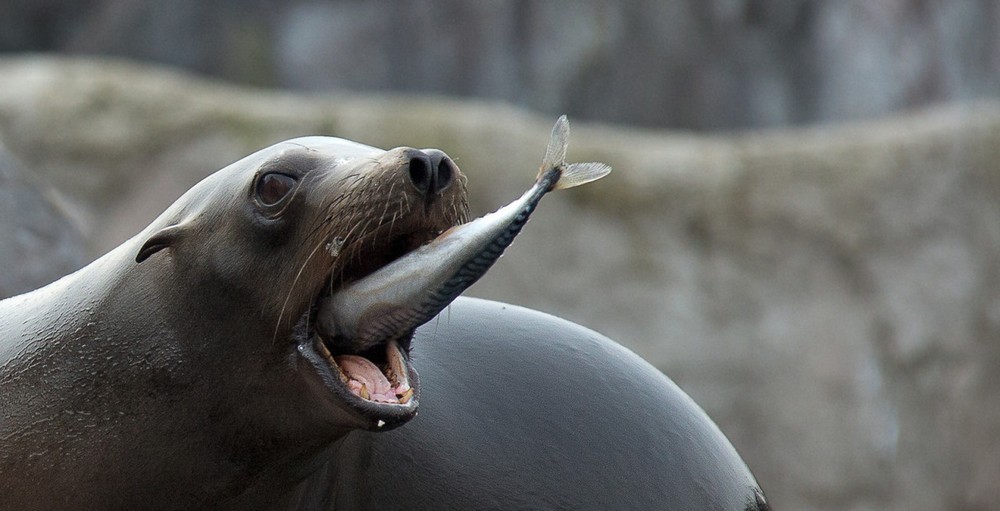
[553,162,613,190]
[539,115,570,178]
[537,115,612,190]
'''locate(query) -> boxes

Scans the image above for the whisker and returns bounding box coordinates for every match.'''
[271,236,328,349]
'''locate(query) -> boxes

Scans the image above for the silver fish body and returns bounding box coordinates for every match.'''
[316,116,611,350]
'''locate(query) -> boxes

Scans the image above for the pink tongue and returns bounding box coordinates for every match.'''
[335,355,397,403]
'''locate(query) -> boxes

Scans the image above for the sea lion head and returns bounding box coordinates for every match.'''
[133,136,467,432]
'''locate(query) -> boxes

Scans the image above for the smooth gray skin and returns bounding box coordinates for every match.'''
[0,136,460,510]
[0,136,768,510]
[276,297,769,511]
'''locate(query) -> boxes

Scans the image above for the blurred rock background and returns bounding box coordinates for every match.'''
[3,0,1000,130]
[1,2,998,510]
[0,140,85,297]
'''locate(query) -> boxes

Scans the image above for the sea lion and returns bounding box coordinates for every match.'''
[0,118,768,510]
[0,135,469,509]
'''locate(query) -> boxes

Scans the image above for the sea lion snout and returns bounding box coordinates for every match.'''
[402,148,456,197]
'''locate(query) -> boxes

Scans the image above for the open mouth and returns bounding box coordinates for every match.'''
[296,226,442,429]
[315,338,414,405]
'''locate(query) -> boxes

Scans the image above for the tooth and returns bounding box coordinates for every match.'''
[387,340,409,389]
[316,336,335,360]
[398,388,414,404]
[333,360,349,384]
[319,339,350,384]
[360,384,370,400]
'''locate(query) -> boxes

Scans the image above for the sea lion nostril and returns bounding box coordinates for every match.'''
[407,149,455,196]
[423,149,454,195]
[434,157,454,193]
[407,152,434,195]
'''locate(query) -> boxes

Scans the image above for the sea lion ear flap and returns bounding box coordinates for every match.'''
[135,224,186,263]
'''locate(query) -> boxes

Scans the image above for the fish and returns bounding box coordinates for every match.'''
[316,115,612,350]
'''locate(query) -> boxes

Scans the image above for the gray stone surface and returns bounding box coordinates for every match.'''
[1,57,998,510]
[0,139,86,299]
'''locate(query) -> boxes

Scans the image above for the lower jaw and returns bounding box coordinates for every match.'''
[296,333,420,431]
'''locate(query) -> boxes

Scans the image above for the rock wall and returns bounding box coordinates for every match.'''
[1,57,998,510]
[0,140,86,299]
[3,1,1000,130]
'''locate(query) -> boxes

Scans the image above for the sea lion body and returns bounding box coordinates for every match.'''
[283,298,768,510]
[0,132,767,510]
[0,136,467,509]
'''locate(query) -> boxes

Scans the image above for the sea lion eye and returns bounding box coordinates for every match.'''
[256,173,297,206]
